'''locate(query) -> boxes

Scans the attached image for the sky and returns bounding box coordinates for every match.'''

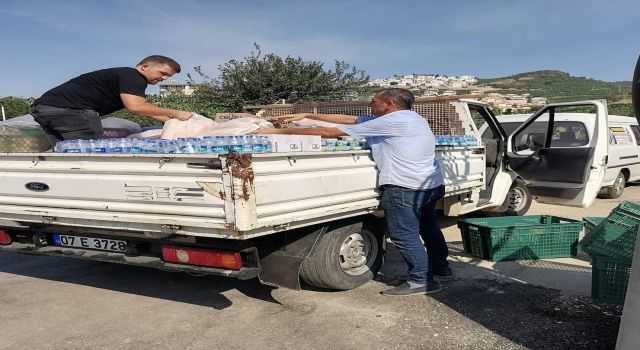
[2,0,639,98]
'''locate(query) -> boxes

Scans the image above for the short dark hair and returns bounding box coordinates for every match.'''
[378,88,415,109]
[137,55,181,73]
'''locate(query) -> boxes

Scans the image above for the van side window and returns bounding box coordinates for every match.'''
[550,121,589,147]
[609,126,633,145]
[608,130,617,145]
[630,125,640,145]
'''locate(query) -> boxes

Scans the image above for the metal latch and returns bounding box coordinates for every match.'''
[273,223,290,231]
[41,216,56,224]
[159,157,173,167]
[162,224,183,232]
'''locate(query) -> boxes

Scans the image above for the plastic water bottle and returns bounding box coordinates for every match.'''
[92,139,107,153]
[129,139,143,154]
[260,136,273,153]
[212,136,229,153]
[200,137,213,153]
[65,140,83,153]
[227,136,242,153]
[106,139,122,153]
[54,141,66,153]
[251,135,265,153]
[242,135,255,153]
[119,138,132,153]
[177,138,198,153]
[159,140,178,154]
[77,140,91,153]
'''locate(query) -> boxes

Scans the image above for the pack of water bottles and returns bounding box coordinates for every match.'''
[435,135,478,147]
[54,135,273,154]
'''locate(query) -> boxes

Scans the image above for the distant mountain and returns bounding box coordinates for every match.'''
[477,70,631,104]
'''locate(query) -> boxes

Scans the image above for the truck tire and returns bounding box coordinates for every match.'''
[486,179,532,216]
[300,219,384,290]
[598,171,626,199]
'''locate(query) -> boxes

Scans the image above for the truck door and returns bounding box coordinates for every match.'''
[506,101,608,207]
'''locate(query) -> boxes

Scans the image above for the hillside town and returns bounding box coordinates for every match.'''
[159,73,548,113]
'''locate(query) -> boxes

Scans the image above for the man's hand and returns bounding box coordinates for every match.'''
[173,111,193,121]
[253,128,283,134]
[270,113,308,122]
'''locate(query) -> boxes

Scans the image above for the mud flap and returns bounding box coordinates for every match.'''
[257,225,328,290]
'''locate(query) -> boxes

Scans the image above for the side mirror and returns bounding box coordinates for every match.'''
[526,133,545,150]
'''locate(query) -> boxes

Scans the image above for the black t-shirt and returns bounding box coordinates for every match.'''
[36,67,148,116]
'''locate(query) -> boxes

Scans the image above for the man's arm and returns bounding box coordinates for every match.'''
[272,113,358,125]
[254,127,347,138]
[121,94,192,121]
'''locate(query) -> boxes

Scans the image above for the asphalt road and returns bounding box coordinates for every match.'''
[1,184,638,350]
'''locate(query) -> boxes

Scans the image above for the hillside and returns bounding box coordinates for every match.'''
[477,70,631,103]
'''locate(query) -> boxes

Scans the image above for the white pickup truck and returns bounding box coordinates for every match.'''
[0,97,617,290]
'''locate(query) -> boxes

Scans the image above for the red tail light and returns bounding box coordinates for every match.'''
[161,245,242,270]
[0,230,12,245]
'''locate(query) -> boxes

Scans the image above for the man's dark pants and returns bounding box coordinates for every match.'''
[30,104,103,148]
[381,184,449,285]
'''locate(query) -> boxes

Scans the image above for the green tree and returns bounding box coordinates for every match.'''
[189,44,369,112]
[106,94,223,127]
[1,96,34,118]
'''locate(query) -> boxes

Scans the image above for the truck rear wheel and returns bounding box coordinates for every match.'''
[300,220,384,290]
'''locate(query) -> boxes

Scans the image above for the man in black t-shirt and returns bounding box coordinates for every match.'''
[31,55,193,147]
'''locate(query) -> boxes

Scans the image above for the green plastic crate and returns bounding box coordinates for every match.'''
[458,215,583,261]
[459,215,544,253]
[583,217,606,236]
[591,255,632,305]
[579,201,640,260]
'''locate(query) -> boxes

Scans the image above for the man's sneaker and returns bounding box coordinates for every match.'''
[380,281,442,296]
[432,267,455,281]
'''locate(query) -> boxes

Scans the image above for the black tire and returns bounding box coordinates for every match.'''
[486,179,532,216]
[502,179,532,215]
[598,171,626,199]
[300,219,384,290]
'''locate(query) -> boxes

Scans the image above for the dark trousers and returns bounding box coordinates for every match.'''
[381,184,449,284]
[30,104,103,148]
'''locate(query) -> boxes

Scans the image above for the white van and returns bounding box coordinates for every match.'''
[480,112,640,198]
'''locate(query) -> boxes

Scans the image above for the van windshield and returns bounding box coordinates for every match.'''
[483,120,589,146]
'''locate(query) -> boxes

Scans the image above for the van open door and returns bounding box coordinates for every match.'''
[633,54,640,126]
[506,100,609,207]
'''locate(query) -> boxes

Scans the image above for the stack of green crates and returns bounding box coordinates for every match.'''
[583,217,606,236]
[579,201,640,305]
[457,215,583,262]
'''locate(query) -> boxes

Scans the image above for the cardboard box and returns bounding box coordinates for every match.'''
[214,112,262,121]
[300,135,322,152]
[261,135,302,153]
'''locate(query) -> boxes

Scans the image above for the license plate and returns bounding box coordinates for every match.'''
[53,234,126,253]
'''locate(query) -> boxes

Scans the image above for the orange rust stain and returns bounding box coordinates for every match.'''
[227,153,254,201]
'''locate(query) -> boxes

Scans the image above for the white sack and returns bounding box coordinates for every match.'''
[160,113,219,139]
[101,117,142,133]
[127,129,163,139]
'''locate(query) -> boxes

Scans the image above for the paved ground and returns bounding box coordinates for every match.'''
[1,184,638,350]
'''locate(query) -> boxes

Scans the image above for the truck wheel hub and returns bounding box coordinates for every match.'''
[339,232,372,276]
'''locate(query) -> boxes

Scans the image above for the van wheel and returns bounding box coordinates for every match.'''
[502,179,532,216]
[300,219,384,290]
[599,172,626,199]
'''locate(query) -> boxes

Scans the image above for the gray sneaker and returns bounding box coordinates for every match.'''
[381,281,442,296]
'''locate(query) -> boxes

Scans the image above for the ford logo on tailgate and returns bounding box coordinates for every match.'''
[25,182,50,192]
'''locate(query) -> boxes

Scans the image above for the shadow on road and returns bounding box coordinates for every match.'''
[377,240,622,350]
[0,251,279,310]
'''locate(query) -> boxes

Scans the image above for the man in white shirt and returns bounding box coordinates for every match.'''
[256,88,451,296]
